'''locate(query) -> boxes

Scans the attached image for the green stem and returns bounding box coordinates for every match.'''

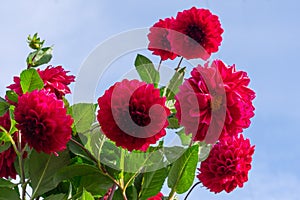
[157,59,163,71]
[70,138,98,164]
[167,188,176,200]
[119,148,125,187]
[1,128,27,200]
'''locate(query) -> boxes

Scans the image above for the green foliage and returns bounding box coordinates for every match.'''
[71,103,97,134]
[176,128,192,146]
[43,193,67,200]
[0,179,16,188]
[5,90,18,103]
[0,142,11,153]
[138,167,168,200]
[0,187,20,200]
[80,188,94,200]
[26,47,53,68]
[199,142,212,162]
[168,144,199,194]
[162,67,185,100]
[20,68,44,93]
[0,97,9,117]
[134,54,160,87]
[167,114,180,129]
[29,150,70,198]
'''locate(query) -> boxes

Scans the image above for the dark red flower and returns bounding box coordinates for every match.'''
[168,7,223,60]
[147,192,163,200]
[175,60,255,143]
[7,66,75,100]
[14,90,73,154]
[148,18,178,61]
[0,112,17,179]
[37,65,75,99]
[197,134,255,193]
[97,79,170,151]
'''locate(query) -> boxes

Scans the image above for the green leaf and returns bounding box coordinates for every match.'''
[8,106,18,135]
[54,164,102,183]
[126,185,138,200]
[0,187,20,200]
[134,54,159,87]
[162,67,185,100]
[167,145,199,194]
[0,142,11,153]
[44,193,66,200]
[139,167,168,200]
[5,91,18,103]
[0,101,9,117]
[80,188,94,200]
[71,103,96,133]
[0,179,16,188]
[176,128,192,146]
[80,174,113,196]
[199,142,212,162]
[167,115,180,129]
[29,150,70,198]
[67,139,94,163]
[20,68,44,93]
[26,47,52,67]
[163,146,185,163]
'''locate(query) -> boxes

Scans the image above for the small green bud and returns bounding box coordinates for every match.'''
[27,33,44,50]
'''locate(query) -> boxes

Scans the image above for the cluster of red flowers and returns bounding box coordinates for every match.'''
[148,7,223,60]
[147,6,256,194]
[0,65,74,178]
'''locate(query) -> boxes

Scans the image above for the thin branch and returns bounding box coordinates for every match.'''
[175,57,184,71]
[184,182,202,200]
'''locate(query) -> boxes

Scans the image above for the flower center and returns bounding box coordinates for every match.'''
[186,24,205,44]
[129,105,151,127]
[211,95,223,111]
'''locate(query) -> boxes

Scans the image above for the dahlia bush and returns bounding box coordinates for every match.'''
[0,6,255,200]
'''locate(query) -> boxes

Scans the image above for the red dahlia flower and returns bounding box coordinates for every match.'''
[37,65,75,99]
[97,79,170,151]
[148,17,178,61]
[0,112,17,179]
[197,134,255,193]
[7,65,75,99]
[14,90,73,154]
[175,60,255,143]
[147,192,163,200]
[168,7,223,60]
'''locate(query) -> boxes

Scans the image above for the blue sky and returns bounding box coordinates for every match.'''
[1,0,300,199]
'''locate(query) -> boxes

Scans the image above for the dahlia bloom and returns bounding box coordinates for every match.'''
[147,192,163,200]
[168,7,223,60]
[0,112,17,179]
[175,60,255,143]
[97,79,170,151]
[37,65,75,99]
[197,134,255,193]
[7,65,75,99]
[14,90,73,154]
[148,17,178,61]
